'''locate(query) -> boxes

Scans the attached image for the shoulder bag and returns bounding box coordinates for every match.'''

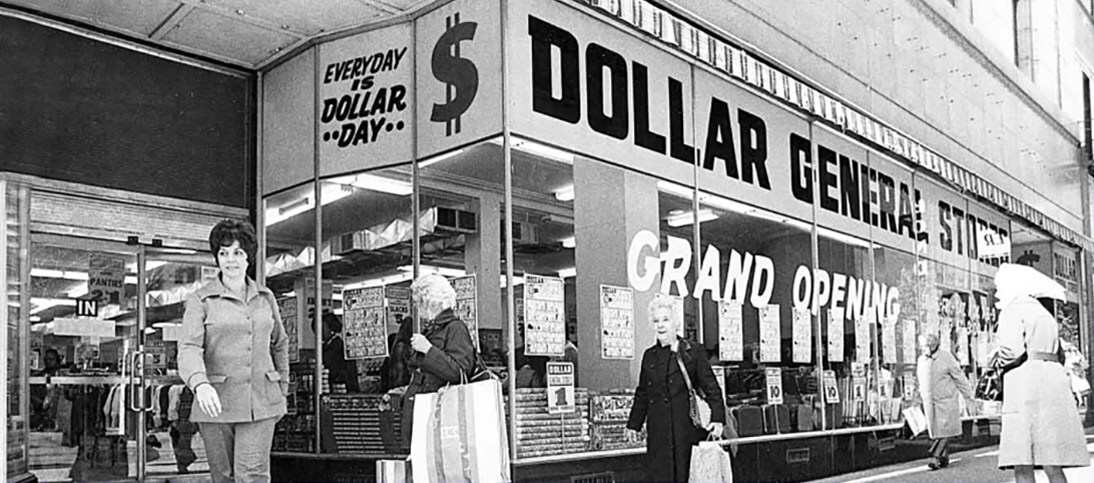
[676,349,712,430]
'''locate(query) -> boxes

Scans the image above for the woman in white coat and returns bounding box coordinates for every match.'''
[992,263,1089,483]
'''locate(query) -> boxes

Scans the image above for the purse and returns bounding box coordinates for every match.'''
[676,350,712,430]
[974,367,1004,402]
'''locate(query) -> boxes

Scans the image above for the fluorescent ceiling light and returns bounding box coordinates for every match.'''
[397,265,467,278]
[512,139,574,164]
[31,268,85,281]
[560,236,576,249]
[657,180,694,199]
[558,267,577,278]
[665,209,718,227]
[350,174,413,196]
[499,275,526,288]
[343,272,414,291]
[418,148,465,169]
[541,214,575,225]
[554,185,575,202]
[265,182,355,226]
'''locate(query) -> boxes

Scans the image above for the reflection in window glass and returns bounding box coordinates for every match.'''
[817,233,873,428]
[264,182,319,454]
[696,192,814,432]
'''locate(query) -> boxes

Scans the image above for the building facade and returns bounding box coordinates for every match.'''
[3,0,1092,482]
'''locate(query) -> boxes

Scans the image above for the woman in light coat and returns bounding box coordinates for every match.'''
[916,333,974,470]
[179,220,288,483]
[992,263,1089,483]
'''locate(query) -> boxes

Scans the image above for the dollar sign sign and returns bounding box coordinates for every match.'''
[431,13,479,136]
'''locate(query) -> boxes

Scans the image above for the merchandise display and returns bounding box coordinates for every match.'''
[510,388,591,459]
[319,394,403,454]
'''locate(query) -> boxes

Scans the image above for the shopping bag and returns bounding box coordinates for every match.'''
[376,459,408,483]
[902,406,928,437]
[409,377,511,483]
[689,440,733,483]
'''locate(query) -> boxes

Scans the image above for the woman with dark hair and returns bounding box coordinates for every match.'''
[322,311,360,392]
[626,294,726,482]
[179,219,288,483]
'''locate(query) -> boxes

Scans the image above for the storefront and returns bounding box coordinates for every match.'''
[257,0,1092,481]
[1,10,254,483]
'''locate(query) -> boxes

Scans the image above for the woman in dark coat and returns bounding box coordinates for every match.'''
[627,294,726,482]
[399,273,477,448]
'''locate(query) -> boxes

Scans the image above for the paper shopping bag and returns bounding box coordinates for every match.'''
[409,378,511,483]
[689,441,733,483]
[902,406,928,437]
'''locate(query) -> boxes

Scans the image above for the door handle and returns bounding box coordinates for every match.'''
[128,350,151,412]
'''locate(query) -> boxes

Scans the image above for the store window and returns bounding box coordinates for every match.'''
[873,245,919,426]
[6,182,28,479]
[694,191,815,432]
[263,182,320,454]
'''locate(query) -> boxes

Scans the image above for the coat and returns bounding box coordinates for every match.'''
[627,339,726,482]
[995,296,1089,469]
[399,309,477,444]
[916,349,972,439]
[178,277,289,423]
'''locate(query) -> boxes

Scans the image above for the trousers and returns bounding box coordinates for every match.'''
[929,436,951,459]
[199,417,278,483]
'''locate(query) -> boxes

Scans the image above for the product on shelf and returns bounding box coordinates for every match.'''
[319,394,403,455]
[509,388,591,459]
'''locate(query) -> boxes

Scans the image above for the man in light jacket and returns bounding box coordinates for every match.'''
[917,333,974,470]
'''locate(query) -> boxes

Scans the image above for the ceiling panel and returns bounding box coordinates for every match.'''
[201,0,390,36]
[163,7,302,66]
[6,0,181,36]
[2,0,427,68]
[364,0,422,10]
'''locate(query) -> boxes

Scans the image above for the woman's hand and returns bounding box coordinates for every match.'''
[706,421,725,438]
[195,383,222,419]
[410,334,433,354]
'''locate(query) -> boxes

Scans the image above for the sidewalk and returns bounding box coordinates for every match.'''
[806,432,1094,483]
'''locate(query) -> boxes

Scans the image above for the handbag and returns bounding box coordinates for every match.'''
[676,350,712,430]
[974,367,1004,402]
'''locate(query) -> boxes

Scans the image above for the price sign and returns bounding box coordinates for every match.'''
[765,367,783,404]
[792,307,811,363]
[600,284,634,360]
[828,308,844,362]
[822,370,839,403]
[853,378,866,402]
[718,300,744,361]
[759,305,781,363]
[546,362,575,414]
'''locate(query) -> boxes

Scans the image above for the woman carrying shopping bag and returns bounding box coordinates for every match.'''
[991,263,1089,483]
[400,274,477,450]
[626,294,727,482]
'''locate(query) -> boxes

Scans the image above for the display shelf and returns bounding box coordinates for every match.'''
[271,451,407,460]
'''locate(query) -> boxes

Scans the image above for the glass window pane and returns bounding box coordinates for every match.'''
[264,182,319,454]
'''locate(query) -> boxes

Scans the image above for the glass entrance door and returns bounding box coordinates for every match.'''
[26,234,216,483]
[136,246,217,482]
[27,235,142,483]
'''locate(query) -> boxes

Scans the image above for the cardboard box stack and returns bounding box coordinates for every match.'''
[510,388,591,458]
[589,391,646,451]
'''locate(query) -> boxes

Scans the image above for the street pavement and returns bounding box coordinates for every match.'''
[806,434,1094,483]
